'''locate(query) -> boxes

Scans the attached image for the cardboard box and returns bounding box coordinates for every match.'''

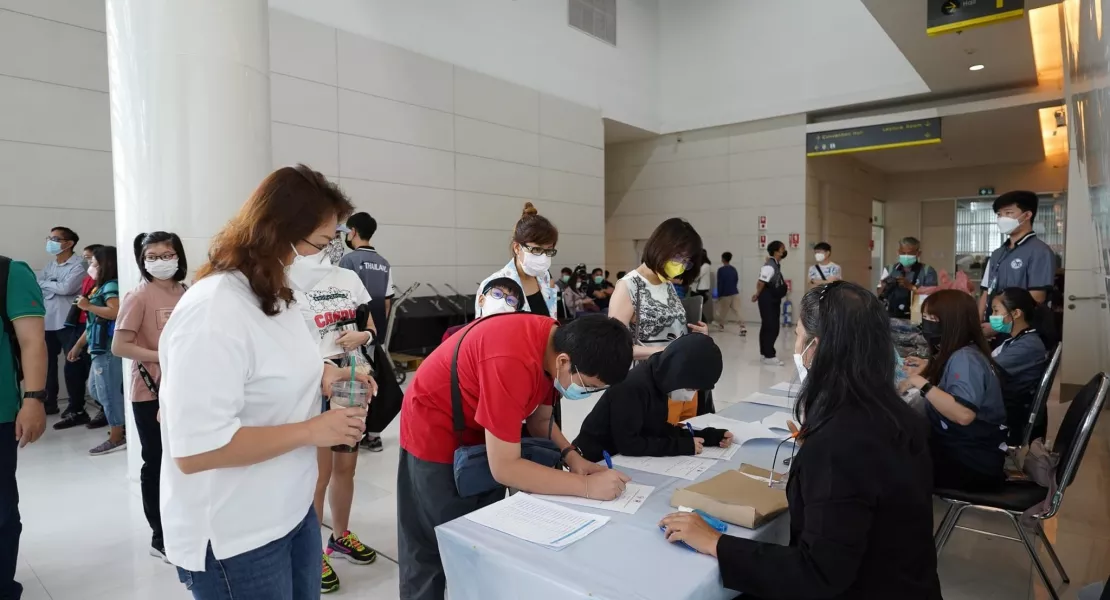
[670,464,789,529]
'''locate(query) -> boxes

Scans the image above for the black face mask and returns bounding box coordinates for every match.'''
[344,236,356,251]
[780,251,788,261]
[920,320,943,350]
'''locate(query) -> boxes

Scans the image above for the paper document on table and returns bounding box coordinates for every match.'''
[464,493,609,549]
[769,382,801,394]
[697,444,740,460]
[683,413,750,431]
[761,411,796,431]
[610,455,714,480]
[739,392,794,409]
[533,483,655,515]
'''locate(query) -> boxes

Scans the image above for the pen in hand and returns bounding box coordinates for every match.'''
[686,423,696,436]
[602,450,613,469]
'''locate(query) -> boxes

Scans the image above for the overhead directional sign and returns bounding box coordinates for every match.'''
[927,0,1025,36]
[806,119,941,157]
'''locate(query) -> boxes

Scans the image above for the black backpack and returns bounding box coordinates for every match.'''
[0,256,22,382]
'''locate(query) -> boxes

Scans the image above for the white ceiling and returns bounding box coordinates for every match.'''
[849,105,1051,173]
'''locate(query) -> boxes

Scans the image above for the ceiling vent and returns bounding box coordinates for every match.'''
[569,0,616,46]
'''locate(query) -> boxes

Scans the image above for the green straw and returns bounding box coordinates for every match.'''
[349,362,356,407]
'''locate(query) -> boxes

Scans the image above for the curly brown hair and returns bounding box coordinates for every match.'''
[197,165,354,316]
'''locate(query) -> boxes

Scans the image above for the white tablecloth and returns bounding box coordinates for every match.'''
[436,400,796,600]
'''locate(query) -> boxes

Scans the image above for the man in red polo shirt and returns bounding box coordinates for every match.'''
[397,313,634,600]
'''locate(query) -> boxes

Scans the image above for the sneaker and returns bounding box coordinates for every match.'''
[86,413,108,429]
[761,357,784,367]
[321,553,340,594]
[89,438,126,456]
[328,531,378,565]
[739,328,748,337]
[53,411,90,430]
[149,544,171,564]
[360,436,383,453]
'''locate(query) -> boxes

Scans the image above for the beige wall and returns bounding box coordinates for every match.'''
[805,154,883,286]
[605,115,808,322]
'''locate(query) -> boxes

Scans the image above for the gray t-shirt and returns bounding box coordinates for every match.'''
[926,346,1007,475]
[992,329,1047,401]
[981,232,1056,315]
[338,247,395,334]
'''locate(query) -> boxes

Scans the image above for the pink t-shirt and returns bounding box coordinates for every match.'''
[115,280,187,402]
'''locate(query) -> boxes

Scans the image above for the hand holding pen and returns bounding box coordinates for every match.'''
[686,423,705,455]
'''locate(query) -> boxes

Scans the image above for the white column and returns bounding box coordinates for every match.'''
[105,0,272,481]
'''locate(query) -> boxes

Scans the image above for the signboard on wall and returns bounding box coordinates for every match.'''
[926,0,1024,36]
[806,119,941,157]
[758,216,767,231]
[788,233,800,249]
[758,235,767,250]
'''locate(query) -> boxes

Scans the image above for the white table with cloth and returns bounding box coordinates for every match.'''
[435,399,797,600]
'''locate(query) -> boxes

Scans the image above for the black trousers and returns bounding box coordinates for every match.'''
[397,449,504,600]
[132,400,163,548]
[44,326,90,413]
[0,422,22,600]
[757,294,781,359]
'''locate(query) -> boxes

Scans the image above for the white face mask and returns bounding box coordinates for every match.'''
[814,252,827,263]
[285,244,333,292]
[145,258,179,281]
[793,338,816,385]
[670,388,697,402]
[480,297,514,317]
[519,250,552,277]
[997,215,1021,235]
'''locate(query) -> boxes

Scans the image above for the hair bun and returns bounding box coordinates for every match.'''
[522,202,538,217]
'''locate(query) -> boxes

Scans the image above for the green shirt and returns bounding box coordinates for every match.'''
[2,260,45,423]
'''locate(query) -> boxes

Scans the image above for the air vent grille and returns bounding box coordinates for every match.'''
[569,0,616,46]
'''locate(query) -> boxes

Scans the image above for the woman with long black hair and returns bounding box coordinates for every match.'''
[658,281,941,599]
[989,287,1049,443]
[901,289,1007,492]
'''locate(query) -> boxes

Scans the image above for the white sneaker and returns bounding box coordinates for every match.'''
[761,357,785,366]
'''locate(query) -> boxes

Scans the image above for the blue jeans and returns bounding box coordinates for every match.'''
[177,508,320,600]
[89,353,124,427]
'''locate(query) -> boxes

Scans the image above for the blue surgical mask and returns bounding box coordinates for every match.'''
[553,362,594,401]
[989,314,1013,334]
[46,240,63,255]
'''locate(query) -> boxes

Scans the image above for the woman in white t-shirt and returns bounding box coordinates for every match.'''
[159,165,375,599]
[295,243,379,594]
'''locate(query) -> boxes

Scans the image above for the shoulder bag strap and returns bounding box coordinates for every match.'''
[136,363,159,397]
[816,264,827,281]
[451,313,518,443]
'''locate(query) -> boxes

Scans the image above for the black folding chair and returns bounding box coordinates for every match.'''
[1019,343,1063,450]
[933,373,1110,600]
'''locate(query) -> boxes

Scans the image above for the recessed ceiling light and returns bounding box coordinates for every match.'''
[969,64,985,71]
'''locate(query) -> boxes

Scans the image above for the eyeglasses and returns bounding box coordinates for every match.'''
[521,244,558,258]
[573,366,607,394]
[487,288,520,307]
[144,252,177,262]
[301,238,327,252]
[672,257,694,270]
[45,236,70,243]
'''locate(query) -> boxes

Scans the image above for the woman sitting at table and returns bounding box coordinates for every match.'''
[989,287,1049,444]
[659,281,941,600]
[573,334,731,461]
[901,290,1007,492]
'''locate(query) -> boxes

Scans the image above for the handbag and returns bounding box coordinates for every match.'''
[450,315,564,498]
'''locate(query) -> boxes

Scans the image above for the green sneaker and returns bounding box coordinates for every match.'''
[327,530,378,565]
[321,553,340,594]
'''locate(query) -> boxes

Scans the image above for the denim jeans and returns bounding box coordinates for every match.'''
[0,422,22,600]
[177,508,320,600]
[89,353,124,427]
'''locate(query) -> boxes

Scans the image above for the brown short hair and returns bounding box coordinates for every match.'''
[511,202,558,256]
[921,290,996,384]
[198,165,354,316]
[640,218,703,285]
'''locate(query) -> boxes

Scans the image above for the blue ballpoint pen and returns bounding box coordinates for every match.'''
[602,450,613,469]
[686,423,696,436]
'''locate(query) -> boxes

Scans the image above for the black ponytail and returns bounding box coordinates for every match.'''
[133,233,147,268]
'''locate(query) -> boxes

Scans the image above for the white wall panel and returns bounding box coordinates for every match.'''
[0,10,108,91]
[271,122,339,177]
[337,30,453,112]
[454,67,539,133]
[270,73,338,131]
[455,155,539,198]
[339,89,454,151]
[0,0,105,31]
[0,75,109,151]
[339,134,455,189]
[454,117,539,166]
[269,10,337,85]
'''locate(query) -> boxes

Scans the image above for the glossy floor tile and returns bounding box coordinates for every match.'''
[12,324,1110,598]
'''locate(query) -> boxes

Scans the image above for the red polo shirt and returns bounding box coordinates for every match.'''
[400,314,557,464]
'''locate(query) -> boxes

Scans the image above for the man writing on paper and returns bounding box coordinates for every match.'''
[396,313,634,600]
[573,334,732,460]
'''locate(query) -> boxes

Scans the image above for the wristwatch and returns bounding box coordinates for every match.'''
[918,382,934,397]
[22,390,46,401]
[559,445,583,461]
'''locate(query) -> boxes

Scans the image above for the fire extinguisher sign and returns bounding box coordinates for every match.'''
[758,216,767,231]
[789,233,800,249]
[758,235,767,249]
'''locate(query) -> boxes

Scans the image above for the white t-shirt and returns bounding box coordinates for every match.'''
[158,272,323,572]
[808,262,842,283]
[759,265,776,282]
[692,264,711,292]
[294,268,372,360]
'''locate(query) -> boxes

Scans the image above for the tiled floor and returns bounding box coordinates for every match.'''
[12,325,1110,599]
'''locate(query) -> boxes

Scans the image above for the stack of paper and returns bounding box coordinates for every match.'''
[534,483,655,515]
[697,444,740,461]
[761,411,796,431]
[683,413,750,431]
[739,392,794,409]
[464,493,609,549]
[610,455,715,480]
